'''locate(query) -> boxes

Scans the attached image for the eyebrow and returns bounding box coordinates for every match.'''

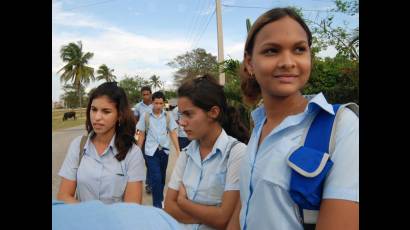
[91,106,113,110]
[180,109,195,114]
[261,40,308,47]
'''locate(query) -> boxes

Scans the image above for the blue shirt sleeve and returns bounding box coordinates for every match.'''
[126,145,146,182]
[171,107,179,121]
[134,103,140,117]
[58,135,82,181]
[136,113,146,132]
[322,108,359,202]
[225,142,247,191]
[168,112,178,131]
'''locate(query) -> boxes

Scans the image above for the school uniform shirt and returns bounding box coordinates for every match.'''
[171,106,188,138]
[239,93,359,230]
[52,200,181,230]
[58,132,146,204]
[136,110,178,156]
[133,101,153,119]
[168,129,247,230]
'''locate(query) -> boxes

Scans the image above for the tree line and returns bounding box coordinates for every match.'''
[57,41,164,108]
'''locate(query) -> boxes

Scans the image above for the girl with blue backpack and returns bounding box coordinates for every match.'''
[228,7,359,230]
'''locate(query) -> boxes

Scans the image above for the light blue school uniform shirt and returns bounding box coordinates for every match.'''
[168,129,247,230]
[52,200,182,230]
[136,110,178,156]
[133,101,153,119]
[171,106,188,138]
[58,132,146,204]
[239,93,359,230]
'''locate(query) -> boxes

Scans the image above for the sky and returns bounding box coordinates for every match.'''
[52,0,358,102]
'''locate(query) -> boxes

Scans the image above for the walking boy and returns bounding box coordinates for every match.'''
[137,91,180,208]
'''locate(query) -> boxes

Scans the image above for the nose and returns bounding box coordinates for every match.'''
[178,116,187,127]
[94,111,103,120]
[278,51,296,69]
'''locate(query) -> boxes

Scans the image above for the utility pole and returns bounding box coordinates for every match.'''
[215,0,225,85]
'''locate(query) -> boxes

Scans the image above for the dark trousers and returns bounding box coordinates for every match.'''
[178,137,191,150]
[146,148,169,208]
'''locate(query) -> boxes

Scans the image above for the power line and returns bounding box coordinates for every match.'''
[191,9,216,50]
[185,0,204,48]
[65,0,118,11]
[221,4,268,10]
[221,4,331,12]
[189,0,212,47]
[188,1,214,50]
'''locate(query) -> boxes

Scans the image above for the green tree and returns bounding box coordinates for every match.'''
[164,90,177,100]
[167,48,218,86]
[220,58,254,131]
[307,0,359,60]
[60,84,87,108]
[96,64,116,82]
[58,41,95,108]
[303,55,358,104]
[119,75,149,106]
[149,74,163,91]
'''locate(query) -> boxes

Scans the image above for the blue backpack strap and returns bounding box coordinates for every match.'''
[288,104,341,228]
[304,104,340,152]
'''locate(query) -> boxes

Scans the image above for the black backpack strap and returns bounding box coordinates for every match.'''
[78,134,88,167]
[75,134,88,200]
[226,140,241,158]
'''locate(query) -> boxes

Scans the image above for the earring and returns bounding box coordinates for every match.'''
[249,72,255,79]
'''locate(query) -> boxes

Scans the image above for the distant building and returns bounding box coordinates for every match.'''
[168,98,178,107]
[53,101,64,109]
[166,98,178,111]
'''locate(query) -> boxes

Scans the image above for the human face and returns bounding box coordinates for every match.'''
[177,97,215,140]
[245,16,311,98]
[141,90,152,104]
[152,98,164,113]
[90,95,119,136]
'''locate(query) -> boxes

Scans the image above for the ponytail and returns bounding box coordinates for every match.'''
[178,74,249,144]
[222,105,250,144]
[239,63,261,106]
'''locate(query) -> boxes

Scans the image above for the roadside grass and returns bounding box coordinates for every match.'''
[52,108,87,132]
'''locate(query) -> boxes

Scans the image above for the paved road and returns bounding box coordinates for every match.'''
[52,125,178,206]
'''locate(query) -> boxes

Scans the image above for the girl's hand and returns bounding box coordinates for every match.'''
[177,183,188,204]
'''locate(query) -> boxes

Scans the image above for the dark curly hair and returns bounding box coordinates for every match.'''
[86,82,136,161]
[177,74,249,144]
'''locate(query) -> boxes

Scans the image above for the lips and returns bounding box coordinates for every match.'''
[93,123,104,128]
[274,74,298,83]
[184,130,192,134]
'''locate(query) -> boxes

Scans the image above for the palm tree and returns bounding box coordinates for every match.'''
[96,64,116,82]
[58,41,95,108]
[150,74,163,91]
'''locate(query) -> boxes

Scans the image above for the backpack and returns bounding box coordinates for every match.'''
[78,134,88,166]
[144,111,171,133]
[286,103,359,230]
[75,134,88,200]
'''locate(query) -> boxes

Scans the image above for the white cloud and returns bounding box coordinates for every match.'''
[317,46,337,58]
[53,1,110,30]
[52,2,191,101]
[225,42,244,60]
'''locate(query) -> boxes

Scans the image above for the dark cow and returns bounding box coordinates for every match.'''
[63,111,76,121]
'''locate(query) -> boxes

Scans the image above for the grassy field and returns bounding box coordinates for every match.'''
[52,108,87,132]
